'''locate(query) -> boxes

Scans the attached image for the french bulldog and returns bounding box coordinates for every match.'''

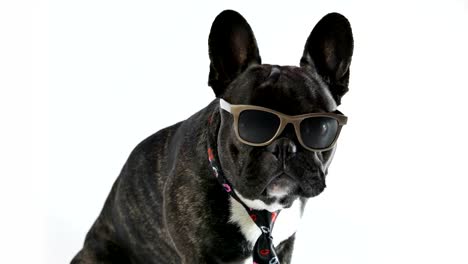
[71,9,353,264]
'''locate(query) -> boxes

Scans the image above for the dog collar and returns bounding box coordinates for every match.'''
[207,108,281,264]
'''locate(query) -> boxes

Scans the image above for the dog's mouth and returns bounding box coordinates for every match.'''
[235,170,326,211]
[235,163,326,211]
[260,170,326,200]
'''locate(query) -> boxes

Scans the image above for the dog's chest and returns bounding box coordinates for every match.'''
[228,197,302,249]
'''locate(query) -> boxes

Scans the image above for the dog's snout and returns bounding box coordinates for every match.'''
[267,138,297,161]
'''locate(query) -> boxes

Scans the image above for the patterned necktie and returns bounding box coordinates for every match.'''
[207,113,281,264]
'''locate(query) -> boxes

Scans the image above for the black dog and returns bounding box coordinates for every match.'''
[72,10,353,264]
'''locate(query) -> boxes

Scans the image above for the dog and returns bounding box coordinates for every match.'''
[71,9,353,264]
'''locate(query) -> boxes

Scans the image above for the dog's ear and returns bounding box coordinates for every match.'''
[300,13,353,105]
[208,10,261,97]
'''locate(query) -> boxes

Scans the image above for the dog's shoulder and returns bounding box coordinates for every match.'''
[119,99,218,185]
[118,122,180,178]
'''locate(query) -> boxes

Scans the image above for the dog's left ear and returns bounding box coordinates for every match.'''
[300,13,354,105]
[208,10,261,97]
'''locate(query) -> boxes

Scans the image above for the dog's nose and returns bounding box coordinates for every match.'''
[267,137,297,161]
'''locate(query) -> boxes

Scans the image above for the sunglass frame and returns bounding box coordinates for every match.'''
[220,98,348,152]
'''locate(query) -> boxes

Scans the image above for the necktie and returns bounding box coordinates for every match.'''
[207,113,281,264]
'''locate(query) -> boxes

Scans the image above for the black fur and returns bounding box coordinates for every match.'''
[72,10,353,264]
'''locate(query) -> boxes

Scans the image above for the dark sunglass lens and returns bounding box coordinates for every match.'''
[238,110,280,144]
[300,117,339,149]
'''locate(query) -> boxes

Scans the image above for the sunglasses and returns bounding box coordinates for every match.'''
[220,99,347,152]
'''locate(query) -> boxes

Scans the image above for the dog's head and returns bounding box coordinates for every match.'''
[208,10,353,211]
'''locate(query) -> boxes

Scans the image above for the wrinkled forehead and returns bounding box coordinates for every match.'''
[225,65,337,115]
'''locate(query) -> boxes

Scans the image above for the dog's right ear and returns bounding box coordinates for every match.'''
[208,10,261,97]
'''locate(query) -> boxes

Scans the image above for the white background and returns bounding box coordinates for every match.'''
[1,0,467,263]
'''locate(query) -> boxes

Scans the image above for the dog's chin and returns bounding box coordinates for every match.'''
[263,172,326,200]
[236,190,298,212]
[236,180,325,212]
[264,182,325,208]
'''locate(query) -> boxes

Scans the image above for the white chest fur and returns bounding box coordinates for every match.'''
[228,197,303,248]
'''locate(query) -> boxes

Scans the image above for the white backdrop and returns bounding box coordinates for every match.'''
[2,0,468,263]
